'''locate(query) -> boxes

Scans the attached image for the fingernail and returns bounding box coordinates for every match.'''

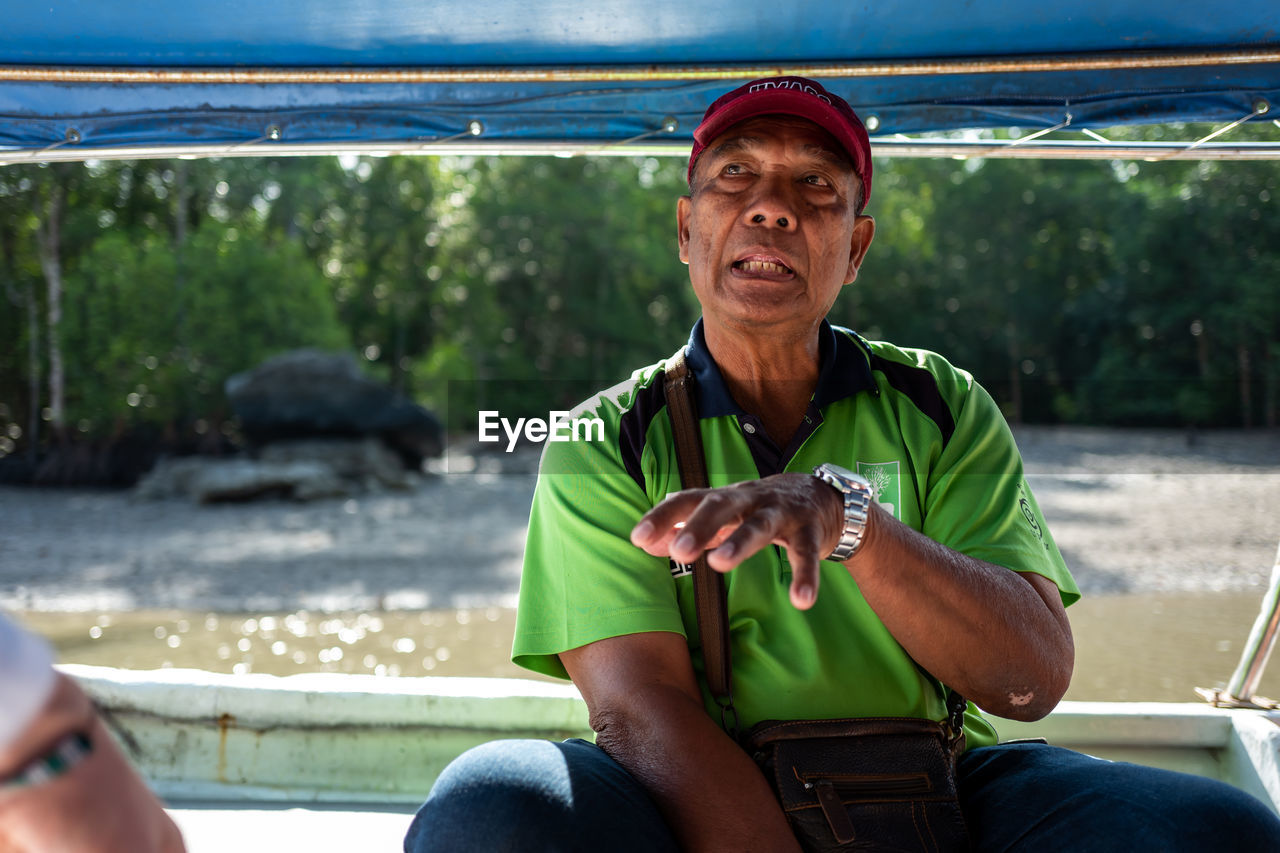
[631,520,654,543]
[794,584,814,608]
[712,541,736,560]
[673,532,695,555]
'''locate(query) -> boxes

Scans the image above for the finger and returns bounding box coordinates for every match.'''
[162,814,188,853]
[787,550,821,610]
[631,490,709,550]
[630,518,683,556]
[666,489,754,563]
[706,504,787,572]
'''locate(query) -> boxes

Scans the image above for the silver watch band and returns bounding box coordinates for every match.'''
[812,463,872,561]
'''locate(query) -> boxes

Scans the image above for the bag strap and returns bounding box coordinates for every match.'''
[663,348,738,735]
[663,344,964,749]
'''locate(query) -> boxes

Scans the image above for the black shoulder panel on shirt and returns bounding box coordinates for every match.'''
[868,354,956,447]
[618,374,669,494]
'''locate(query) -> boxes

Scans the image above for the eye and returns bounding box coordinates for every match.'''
[802,173,832,187]
[722,162,746,176]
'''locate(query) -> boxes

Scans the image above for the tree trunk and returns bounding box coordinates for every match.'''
[26,279,41,459]
[0,224,40,459]
[1237,343,1253,429]
[1264,344,1277,429]
[1193,319,1210,379]
[35,182,66,443]
[1006,321,1023,424]
[173,161,191,420]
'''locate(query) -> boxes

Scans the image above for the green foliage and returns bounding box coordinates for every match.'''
[420,155,696,430]
[1,161,350,447]
[60,218,349,434]
[2,140,1279,460]
[834,152,1279,427]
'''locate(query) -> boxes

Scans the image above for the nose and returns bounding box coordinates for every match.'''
[751,213,789,228]
[744,175,797,230]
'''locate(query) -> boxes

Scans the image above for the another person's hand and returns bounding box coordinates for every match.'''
[0,674,186,853]
[631,472,845,609]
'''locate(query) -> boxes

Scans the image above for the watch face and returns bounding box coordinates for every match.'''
[817,463,869,488]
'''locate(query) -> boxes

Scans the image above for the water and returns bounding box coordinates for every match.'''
[16,590,1280,702]
[1065,590,1280,702]
[17,607,545,681]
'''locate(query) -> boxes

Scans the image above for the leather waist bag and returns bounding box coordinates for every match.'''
[745,717,970,853]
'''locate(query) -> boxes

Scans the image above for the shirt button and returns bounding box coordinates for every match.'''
[743,422,757,434]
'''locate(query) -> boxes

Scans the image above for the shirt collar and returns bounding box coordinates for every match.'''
[684,317,876,419]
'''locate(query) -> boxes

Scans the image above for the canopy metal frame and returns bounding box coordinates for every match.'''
[3,42,1280,164]
[3,45,1280,85]
[6,129,1280,167]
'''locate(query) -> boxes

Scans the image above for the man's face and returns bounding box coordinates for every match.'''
[677,115,875,336]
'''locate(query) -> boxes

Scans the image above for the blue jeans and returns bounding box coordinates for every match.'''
[404,739,1280,852]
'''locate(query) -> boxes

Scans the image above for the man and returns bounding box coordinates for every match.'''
[0,613,186,852]
[406,77,1280,851]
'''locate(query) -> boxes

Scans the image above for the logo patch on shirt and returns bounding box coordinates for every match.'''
[856,461,901,519]
[670,559,694,578]
[1018,481,1049,550]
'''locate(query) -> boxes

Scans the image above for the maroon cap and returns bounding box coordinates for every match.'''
[687,76,872,212]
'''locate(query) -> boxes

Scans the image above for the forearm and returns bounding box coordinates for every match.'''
[591,683,801,853]
[845,503,1073,720]
[563,633,799,852]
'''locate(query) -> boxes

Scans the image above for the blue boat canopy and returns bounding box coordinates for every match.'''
[2,0,1280,162]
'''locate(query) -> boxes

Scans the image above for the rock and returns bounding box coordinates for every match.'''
[189,459,349,503]
[132,457,210,500]
[132,437,421,502]
[134,456,351,503]
[257,437,413,490]
[225,349,443,467]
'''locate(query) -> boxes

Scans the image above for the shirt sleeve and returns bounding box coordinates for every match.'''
[512,401,685,679]
[920,375,1080,607]
[0,612,58,751]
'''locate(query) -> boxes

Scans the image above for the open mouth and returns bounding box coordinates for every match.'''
[732,258,794,277]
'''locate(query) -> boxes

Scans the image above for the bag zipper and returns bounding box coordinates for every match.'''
[801,772,934,797]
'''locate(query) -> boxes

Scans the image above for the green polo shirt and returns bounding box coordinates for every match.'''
[513,319,1078,749]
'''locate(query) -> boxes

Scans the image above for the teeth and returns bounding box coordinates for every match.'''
[740,260,790,275]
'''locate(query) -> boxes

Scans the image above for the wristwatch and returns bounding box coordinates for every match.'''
[0,730,93,792]
[812,463,873,562]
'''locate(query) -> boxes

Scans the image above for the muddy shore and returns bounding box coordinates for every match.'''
[2,426,1278,614]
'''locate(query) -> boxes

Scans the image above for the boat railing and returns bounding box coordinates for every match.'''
[1197,539,1280,710]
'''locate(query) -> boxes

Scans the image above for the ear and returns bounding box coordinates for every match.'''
[676,195,692,265]
[843,214,876,284]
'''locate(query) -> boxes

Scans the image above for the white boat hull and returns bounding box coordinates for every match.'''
[66,664,1280,817]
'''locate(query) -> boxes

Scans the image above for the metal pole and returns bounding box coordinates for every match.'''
[1225,540,1280,704]
[8,139,1280,167]
[1201,539,1280,708]
[2,47,1280,85]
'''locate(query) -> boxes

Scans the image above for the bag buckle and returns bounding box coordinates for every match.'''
[717,694,739,740]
